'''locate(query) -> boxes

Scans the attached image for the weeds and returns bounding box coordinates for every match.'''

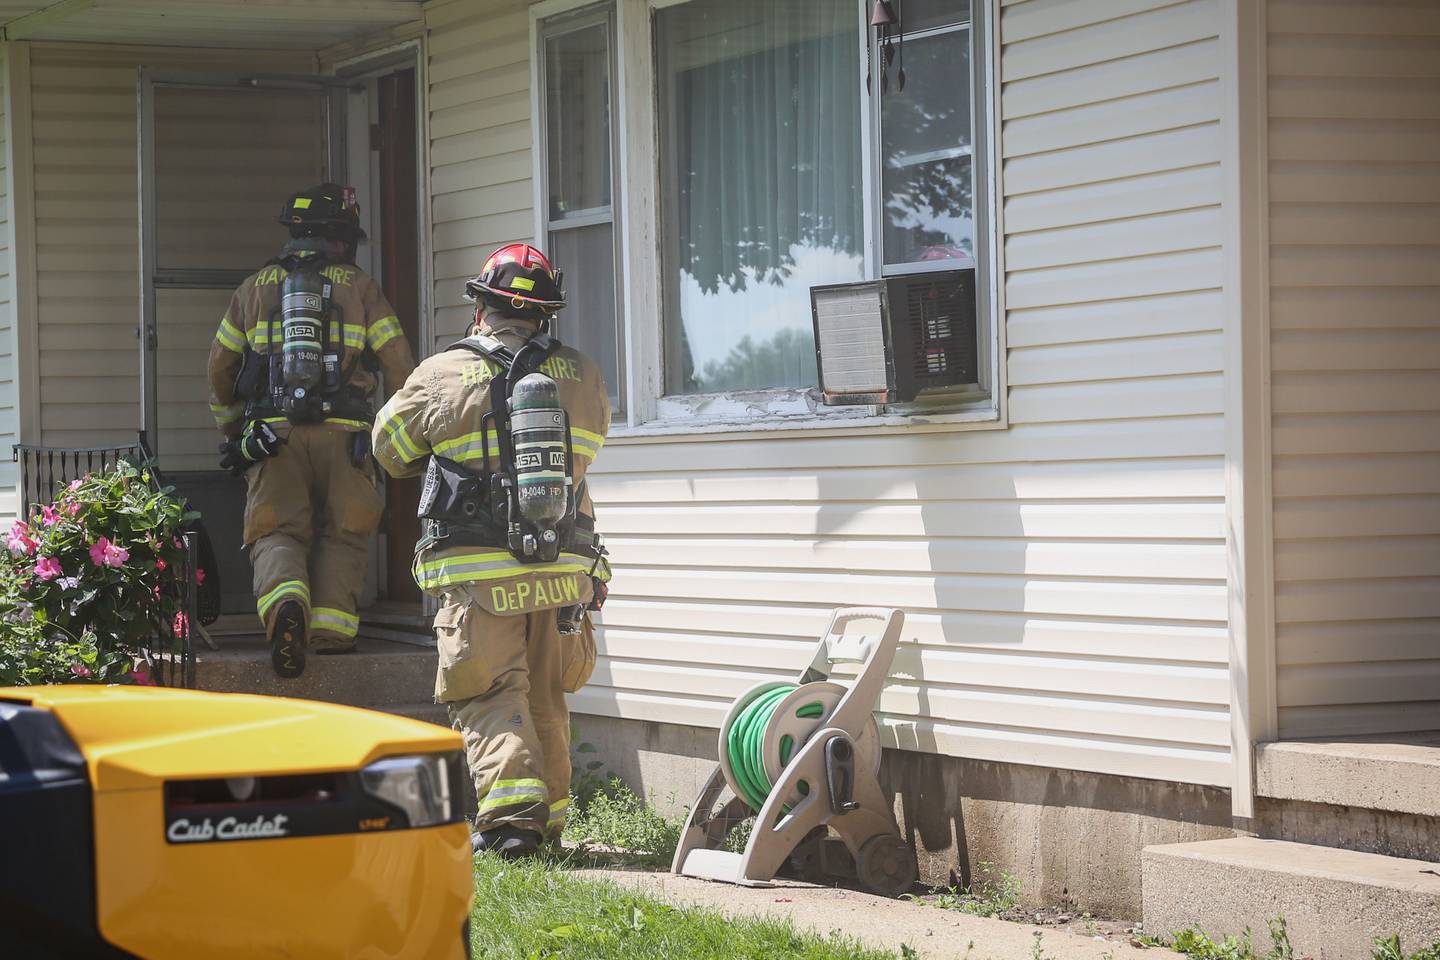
[1170,926,1257,960]
[1158,916,1440,960]
[1030,932,1054,960]
[1163,916,1290,960]
[723,815,755,853]
[1373,935,1440,960]
[903,860,1019,919]
[563,777,683,868]
[1266,917,1293,960]
[570,731,609,810]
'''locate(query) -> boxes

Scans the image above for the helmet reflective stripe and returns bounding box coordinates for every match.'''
[464,243,565,315]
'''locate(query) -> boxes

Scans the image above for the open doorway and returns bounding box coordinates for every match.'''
[340,48,427,621]
[137,70,343,615]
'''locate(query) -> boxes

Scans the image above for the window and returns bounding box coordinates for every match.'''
[653,0,987,408]
[539,8,625,413]
[656,0,864,396]
[876,0,977,273]
[534,0,994,429]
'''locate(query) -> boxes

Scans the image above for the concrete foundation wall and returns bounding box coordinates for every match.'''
[572,713,1235,920]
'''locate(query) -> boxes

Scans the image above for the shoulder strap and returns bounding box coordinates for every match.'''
[447,333,514,365]
[479,332,565,481]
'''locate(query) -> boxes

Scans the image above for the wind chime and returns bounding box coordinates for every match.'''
[868,0,905,94]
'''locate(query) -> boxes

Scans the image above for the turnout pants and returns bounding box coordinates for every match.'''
[437,585,596,838]
[244,425,384,650]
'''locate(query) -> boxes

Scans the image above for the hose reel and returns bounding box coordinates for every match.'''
[672,607,917,897]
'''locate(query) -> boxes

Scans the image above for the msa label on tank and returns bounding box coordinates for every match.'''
[166,814,290,843]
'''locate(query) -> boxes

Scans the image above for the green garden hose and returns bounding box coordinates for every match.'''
[724,685,827,812]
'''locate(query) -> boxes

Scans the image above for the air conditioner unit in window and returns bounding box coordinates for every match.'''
[810,270,977,406]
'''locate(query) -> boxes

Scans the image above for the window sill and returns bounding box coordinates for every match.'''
[607,389,1005,444]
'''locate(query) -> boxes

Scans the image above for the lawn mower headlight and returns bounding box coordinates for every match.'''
[360,753,458,828]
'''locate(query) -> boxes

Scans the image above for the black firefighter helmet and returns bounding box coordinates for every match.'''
[278,183,366,241]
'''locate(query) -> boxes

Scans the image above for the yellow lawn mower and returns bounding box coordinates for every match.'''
[0,685,473,959]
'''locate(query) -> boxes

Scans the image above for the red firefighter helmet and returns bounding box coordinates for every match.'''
[464,243,566,319]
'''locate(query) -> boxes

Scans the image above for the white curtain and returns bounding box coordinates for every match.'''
[658,0,863,394]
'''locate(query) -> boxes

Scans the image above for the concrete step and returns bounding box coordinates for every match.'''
[194,634,437,713]
[1142,837,1440,959]
[1257,732,1440,818]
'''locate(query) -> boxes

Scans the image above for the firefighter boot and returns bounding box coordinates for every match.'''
[270,600,308,678]
[472,825,541,860]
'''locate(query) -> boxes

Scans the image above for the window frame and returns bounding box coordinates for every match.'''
[536,0,1006,438]
[532,1,628,416]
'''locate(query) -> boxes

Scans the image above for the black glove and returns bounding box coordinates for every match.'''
[586,576,608,613]
[219,421,284,476]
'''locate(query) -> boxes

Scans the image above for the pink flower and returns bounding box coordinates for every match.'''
[66,501,81,517]
[34,556,62,580]
[71,664,92,678]
[155,558,168,572]
[195,567,207,586]
[88,537,129,569]
[130,668,155,687]
[40,504,61,527]
[68,479,83,491]
[7,522,36,557]
[173,537,184,550]
[173,611,189,639]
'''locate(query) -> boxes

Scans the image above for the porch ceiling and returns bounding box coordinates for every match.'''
[0,0,422,50]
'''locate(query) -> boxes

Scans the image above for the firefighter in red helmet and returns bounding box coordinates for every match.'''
[373,243,611,858]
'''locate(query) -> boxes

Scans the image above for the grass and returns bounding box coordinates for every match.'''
[468,853,900,960]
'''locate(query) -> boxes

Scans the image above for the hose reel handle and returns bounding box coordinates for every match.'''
[824,734,859,814]
[807,607,905,743]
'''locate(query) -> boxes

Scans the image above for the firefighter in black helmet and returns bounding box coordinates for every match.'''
[207,184,416,678]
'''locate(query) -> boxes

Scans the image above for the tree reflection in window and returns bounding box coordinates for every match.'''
[659,0,863,394]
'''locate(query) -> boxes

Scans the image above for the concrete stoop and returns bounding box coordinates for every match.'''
[1142,837,1440,959]
[193,634,444,726]
[1257,733,1440,819]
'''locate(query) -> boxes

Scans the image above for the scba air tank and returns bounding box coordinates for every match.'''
[509,372,570,547]
[279,268,326,413]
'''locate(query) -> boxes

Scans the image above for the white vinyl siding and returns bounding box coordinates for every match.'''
[23,43,313,463]
[1267,1,1440,739]
[425,0,534,350]
[0,46,18,524]
[428,0,1230,784]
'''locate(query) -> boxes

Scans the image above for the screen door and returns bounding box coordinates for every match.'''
[136,70,350,613]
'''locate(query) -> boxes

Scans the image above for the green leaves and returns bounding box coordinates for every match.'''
[562,780,683,868]
[0,460,194,685]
